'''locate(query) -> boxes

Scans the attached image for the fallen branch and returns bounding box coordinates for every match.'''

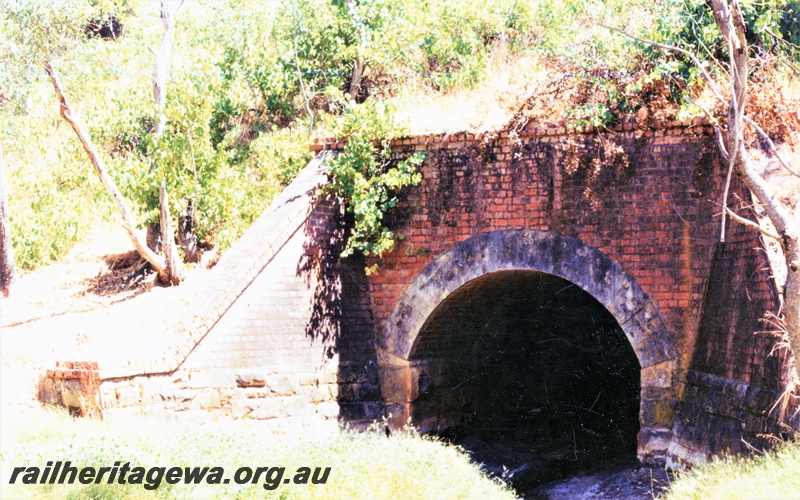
[725,207,780,240]
[44,61,171,282]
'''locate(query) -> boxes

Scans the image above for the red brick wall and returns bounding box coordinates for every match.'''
[359,120,724,375]
[690,179,784,388]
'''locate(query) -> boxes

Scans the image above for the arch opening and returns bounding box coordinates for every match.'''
[409,270,641,488]
[379,230,678,481]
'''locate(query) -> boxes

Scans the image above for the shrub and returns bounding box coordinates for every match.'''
[323,98,425,262]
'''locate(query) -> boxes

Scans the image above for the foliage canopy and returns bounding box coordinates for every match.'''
[1,0,798,269]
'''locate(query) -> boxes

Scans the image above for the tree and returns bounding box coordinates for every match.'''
[2,1,186,285]
[44,62,183,285]
[0,146,15,297]
[148,0,191,275]
[707,0,800,383]
[603,0,800,381]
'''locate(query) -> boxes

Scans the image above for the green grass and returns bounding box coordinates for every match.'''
[663,442,800,500]
[0,406,515,499]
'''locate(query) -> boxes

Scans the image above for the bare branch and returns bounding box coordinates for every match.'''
[710,0,749,243]
[685,95,730,160]
[725,207,780,240]
[595,21,727,105]
[765,27,800,51]
[776,53,800,75]
[743,115,800,178]
[690,18,731,81]
[720,154,736,242]
[153,0,176,137]
[290,4,314,132]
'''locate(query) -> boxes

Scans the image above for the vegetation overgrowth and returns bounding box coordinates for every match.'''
[664,441,800,499]
[0,406,514,499]
[2,0,799,269]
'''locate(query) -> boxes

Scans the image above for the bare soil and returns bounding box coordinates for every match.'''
[0,222,209,408]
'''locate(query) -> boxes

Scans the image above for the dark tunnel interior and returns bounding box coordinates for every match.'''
[409,271,641,490]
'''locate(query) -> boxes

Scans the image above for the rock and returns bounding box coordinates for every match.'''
[236,369,266,388]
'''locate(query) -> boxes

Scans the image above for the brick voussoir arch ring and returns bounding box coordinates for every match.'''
[382,229,678,367]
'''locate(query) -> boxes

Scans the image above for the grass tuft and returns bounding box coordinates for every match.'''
[0,405,516,499]
[663,442,800,500]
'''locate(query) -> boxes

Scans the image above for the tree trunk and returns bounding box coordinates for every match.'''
[346,0,365,101]
[711,0,800,382]
[0,145,15,297]
[177,200,199,263]
[146,224,162,254]
[349,55,364,101]
[44,61,180,284]
[159,182,185,285]
[784,242,800,383]
[147,0,178,250]
[153,0,176,137]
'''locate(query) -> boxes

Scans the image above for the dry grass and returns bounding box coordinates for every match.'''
[391,44,549,136]
[663,443,800,500]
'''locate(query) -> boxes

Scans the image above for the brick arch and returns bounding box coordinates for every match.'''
[377,229,678,463]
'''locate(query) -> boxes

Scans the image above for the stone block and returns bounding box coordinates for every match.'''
[665,439,708,470]
[267,375,298,396]
[336,383,357,402]
[231,398,283,420]
[38,377,60,405]
[172,388,197,411]
[190,390,221,410]
[338,402,368,422]
[235,369,266,388]
[252,399,285,420]
[641,398,674,428]
[308,384,333,404]
[337,364,365,384]
[379,366,411,403]
[190,369,235,388]
[384,403,410,429]
[318,365,338,385]
[637,427,672,464]
[115,384,141,408]
[316,401,340,419]
[231,399,252,418]
[171,370,190,387]
[99,383,118,408]
[641,360,674,389]
[141,376,174,404]
[280,395,311,417]
[362,401,385,422]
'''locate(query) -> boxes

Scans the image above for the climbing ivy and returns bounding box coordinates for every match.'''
[324,99,425,263]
